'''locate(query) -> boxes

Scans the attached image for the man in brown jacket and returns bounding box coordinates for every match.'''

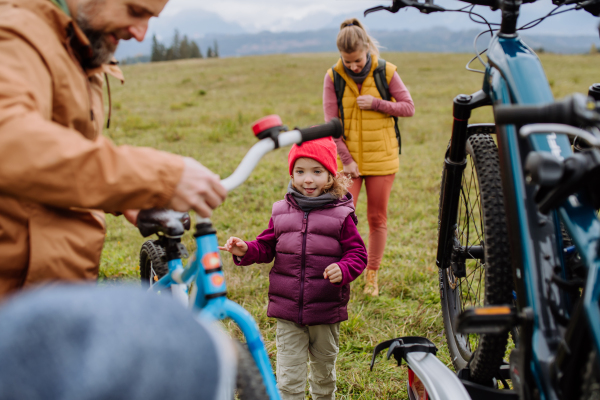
[0,0,227,298]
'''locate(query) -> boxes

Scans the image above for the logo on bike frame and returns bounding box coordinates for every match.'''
[547,133,563,160]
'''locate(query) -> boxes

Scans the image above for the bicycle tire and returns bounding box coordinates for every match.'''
[235,340,268,400]
[139,240,169,288]
[581,349,600,400]
[438,132,513,385]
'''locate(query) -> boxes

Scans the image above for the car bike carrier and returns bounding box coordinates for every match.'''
[371,337,471,400]
[371,336,519,400]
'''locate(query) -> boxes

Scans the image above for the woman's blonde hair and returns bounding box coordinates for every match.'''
[322,172,352,199]
[336,18,380,58]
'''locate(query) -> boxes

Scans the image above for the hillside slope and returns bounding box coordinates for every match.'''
[101,52,599,398]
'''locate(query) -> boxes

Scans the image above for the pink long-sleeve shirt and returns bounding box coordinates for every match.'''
[323,71,415,165]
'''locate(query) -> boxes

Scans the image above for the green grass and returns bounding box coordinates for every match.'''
[100,52,599,399]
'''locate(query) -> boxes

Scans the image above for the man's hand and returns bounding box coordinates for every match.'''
[168,157,227,217]
[357,95,375,110]
[323,263,342,284]
[342,161,360,178]
[218,237,248,257]
[122,209,140,226]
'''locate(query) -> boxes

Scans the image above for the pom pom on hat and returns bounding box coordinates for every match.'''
[288,137,338,176]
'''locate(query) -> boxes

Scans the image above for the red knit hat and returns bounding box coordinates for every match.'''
[288,137,338,176]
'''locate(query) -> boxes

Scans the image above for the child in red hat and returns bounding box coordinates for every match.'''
[220,137,367,400]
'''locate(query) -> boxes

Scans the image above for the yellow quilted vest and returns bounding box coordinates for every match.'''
[327,57,399,176]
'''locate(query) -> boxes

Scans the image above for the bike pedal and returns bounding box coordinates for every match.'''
[456,305,518,334]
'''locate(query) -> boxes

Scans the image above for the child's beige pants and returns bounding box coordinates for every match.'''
[275,319,340,400]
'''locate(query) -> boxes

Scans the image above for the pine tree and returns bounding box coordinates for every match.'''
[151,35,165,62]
[213,40,219,58]
[180,35,191,59]
[171,30,181,60]
[190,41,203,59]
[165,47,174,61]
[150,30,207,62]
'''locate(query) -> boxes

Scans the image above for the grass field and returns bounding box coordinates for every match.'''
[100,51,599,399]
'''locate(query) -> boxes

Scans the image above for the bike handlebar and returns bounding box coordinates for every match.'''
[496,102,577,126]
[458,0,499,7]
[364,0,600,20]
[137,117,342,232]
[495,94,600,128]
[221,118,342,192]
[297,118,343,142]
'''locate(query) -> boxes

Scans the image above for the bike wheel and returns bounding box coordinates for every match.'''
[139,240,168,288]
[438,132,513,385]
[235,340,268,400]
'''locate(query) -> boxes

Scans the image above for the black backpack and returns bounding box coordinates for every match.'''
[331,59,402,154]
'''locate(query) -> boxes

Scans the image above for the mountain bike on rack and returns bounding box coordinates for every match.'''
[365,0,600,399]
[134,116,343,400]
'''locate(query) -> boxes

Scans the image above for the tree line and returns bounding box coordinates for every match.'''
[151,30,219,62]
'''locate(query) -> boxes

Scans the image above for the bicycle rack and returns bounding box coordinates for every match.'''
[371,336,522,400]
[371,337,472,400]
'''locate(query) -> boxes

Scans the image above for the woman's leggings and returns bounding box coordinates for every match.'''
[347,174,395,271]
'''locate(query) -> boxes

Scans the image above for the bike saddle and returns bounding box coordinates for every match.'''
[136,209,191,238]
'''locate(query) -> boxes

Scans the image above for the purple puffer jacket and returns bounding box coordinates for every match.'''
[234,193,367,325]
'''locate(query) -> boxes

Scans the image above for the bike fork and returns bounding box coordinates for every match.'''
[193,219,281,400]
[201,299,281,400]
[436,90,491,273]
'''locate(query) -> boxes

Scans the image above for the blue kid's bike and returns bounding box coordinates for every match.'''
[136,116,343,400]
[365,0,600,399]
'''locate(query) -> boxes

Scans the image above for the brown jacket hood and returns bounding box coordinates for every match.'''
[0,0,185,297]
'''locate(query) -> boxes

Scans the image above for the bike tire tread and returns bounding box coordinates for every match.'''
[139,240,169,287]
[439,133,513,385]
[235,341,269,400]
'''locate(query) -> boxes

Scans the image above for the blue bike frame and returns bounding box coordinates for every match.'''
[151,222,281,400]
[139,123,340,400]
[485,34,600,399]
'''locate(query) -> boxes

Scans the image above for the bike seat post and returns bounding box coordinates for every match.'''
[192,219,227,312]
[164,237,183,272]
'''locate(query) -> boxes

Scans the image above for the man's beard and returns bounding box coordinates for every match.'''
[76,1,116,69]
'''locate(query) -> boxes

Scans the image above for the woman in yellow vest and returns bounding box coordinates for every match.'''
[323,18,415,296]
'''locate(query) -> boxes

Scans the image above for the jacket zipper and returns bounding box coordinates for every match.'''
[298,211,309,325]
[358,104,363,173]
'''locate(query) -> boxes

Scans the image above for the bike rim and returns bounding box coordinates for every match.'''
[448,153,486,360]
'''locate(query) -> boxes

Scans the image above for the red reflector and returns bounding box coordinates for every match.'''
[211,274,224,287]
[408,368,428,400]
[202,252,221,270]
[252,115,283,136]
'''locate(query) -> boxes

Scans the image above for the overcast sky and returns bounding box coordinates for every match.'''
[156,0,599,35]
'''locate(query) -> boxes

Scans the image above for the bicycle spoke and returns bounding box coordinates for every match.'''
[150,261,157,286]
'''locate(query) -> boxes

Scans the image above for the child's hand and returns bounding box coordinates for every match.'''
[323,263,342,284]
[218,237,248,257]
[357,95,375,110]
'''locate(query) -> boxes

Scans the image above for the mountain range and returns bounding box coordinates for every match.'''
[114,8,600,59]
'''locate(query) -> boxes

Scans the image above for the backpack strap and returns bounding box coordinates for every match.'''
[331,66,347,140]
[373,59,402,155]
